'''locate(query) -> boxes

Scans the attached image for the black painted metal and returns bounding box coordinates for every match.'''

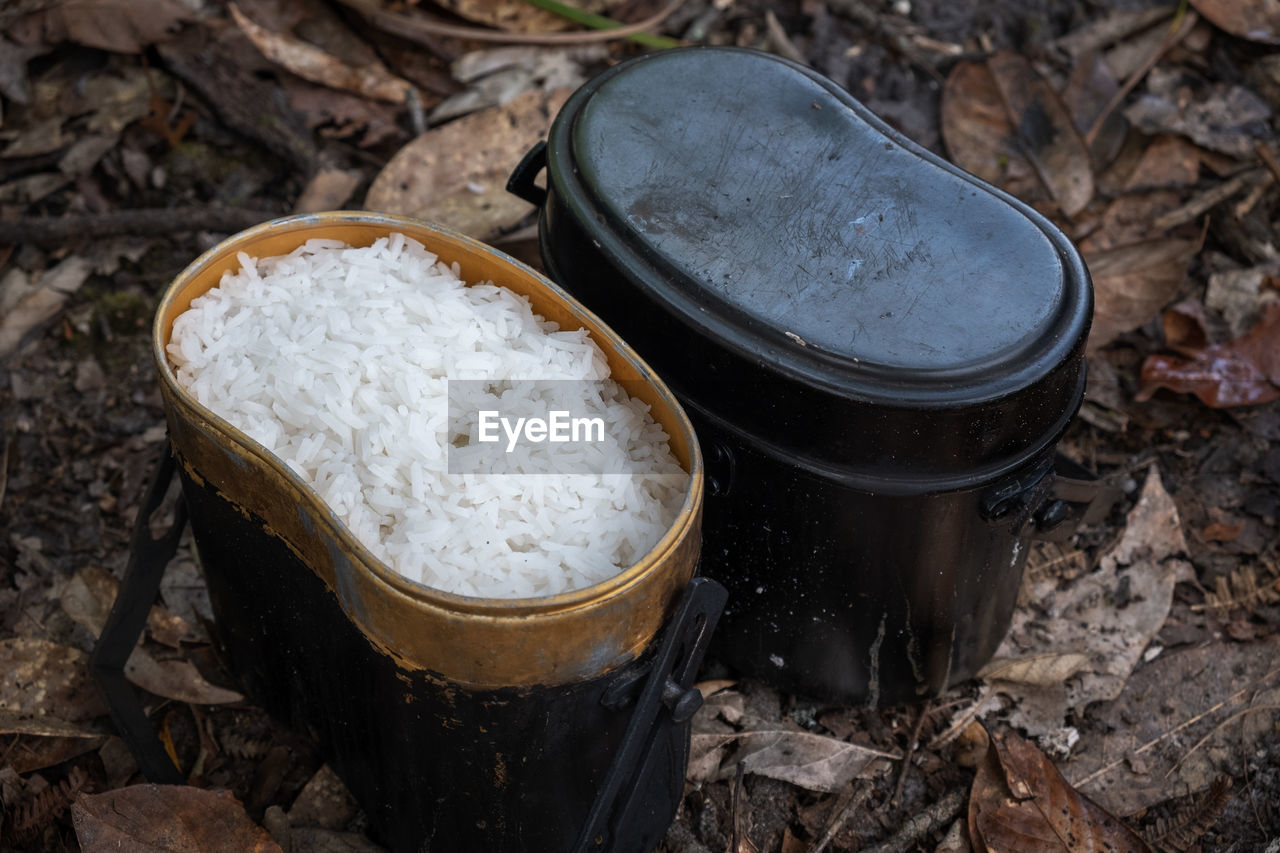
[146,463,714,853]
[573,576,726,853]
[516,47,1099,705]
[90,449,187,785]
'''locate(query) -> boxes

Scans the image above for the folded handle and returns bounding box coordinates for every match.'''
[1031,454,1121,542]
[573,575,728,853]
[90,446,188,784]
[507,140,549,206]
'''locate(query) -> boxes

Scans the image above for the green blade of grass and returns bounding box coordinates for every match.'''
[525,0,682,49]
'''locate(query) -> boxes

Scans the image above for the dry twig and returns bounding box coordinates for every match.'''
[892,702,930,807]
[0,208,281,247]
[858,787,968,853]
[809,781,874,853]
[1152,169,1270,231]
[335,0,684,46]
[1084,8,1198,148]
[1075,665,1280,788]
[1254,141,1280,186]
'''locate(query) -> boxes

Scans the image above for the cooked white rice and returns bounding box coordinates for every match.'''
[167,233,688,598]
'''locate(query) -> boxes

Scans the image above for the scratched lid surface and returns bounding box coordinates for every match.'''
[549,47,1090,404]
[537,47,1092,482]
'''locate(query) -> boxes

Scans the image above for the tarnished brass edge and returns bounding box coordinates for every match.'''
[154,211,704,688]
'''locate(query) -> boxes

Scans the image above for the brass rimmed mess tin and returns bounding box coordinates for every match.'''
[101,212,723,853]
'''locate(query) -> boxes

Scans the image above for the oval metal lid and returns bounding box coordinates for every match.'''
[558,47,1090,407]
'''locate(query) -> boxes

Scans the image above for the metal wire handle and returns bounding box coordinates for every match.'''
[90,445,188,784]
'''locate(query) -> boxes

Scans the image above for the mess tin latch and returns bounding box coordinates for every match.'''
[574,575,727,853]
[980,453,1119,541]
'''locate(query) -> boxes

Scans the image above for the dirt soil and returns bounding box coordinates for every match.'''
[1,0,1279,851]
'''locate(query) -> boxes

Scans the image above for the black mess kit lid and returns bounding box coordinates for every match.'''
[535,47,1092,494]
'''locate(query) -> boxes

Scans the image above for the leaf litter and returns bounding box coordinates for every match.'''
[2,0,1280,850]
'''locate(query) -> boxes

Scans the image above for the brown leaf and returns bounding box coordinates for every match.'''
[294,168,364,214]
[1202,521,1244,541]
[969,729,1154,853]
[1061,53,1127,167]
[985,466,1190,740]
[229,4,413,103]
[941,60,1049,207]
[286,765,359,831]
[1160,299,1213,352]
[978,653,1092,686]
[1189,0,1280,43]
[9,734,108,774]
[1123,135,1203,191]
[366,87,571,242]
[986,52,1094,216]
[73,785,283,852]
[1125,69,1272,158]
[61,565,243,706]
[0,638,106,722]
[1085,239,1196,351]
[282,76,410,149]
[11,0,191,53]
[689,728,898,793]
[1078,190,1184,253]
[1137,302,1280,406]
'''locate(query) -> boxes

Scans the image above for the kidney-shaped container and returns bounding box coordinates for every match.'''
[144,212,718,852]
[509,47,1095,706]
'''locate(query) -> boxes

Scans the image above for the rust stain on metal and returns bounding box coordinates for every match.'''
[494,752,508,788]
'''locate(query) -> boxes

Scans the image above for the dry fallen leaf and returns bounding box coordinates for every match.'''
[1207,265,1280,338]
[978,653,1092,686]
[287,765,359,831]
[1137,302,1280,407]
[941,60,1050,208]
[985,52,1094,216]
[969,728,1154,853]
[1125,69,1273,158]
[1122,135,1204,190]
[10,0,191,54]
[0,638,106,722]
[73,785,283,852]
[229,4,413,104]
[689,726,898,793]
[1084,238,1196,351]
[61,565,244,706]
[295,168,364,214]
[982,465,1190,740]
[942,53,1093,217]
[0,256,94,360]
[1060,53,1127,167]
[366,87,571,241]
[1189,0,1280,43]
[1079,191,1185,253]
[282,77,408,149]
